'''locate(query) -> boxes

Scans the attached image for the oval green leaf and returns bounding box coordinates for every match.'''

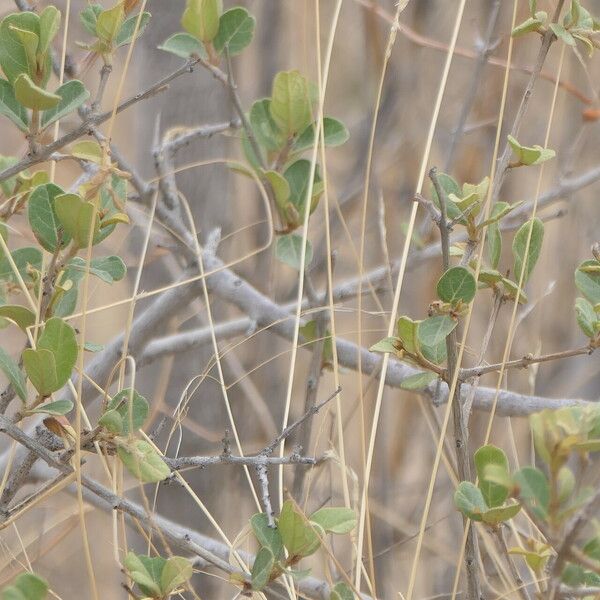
[436,266,477,304]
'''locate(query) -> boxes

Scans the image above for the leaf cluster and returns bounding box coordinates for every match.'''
[249,502,357,593]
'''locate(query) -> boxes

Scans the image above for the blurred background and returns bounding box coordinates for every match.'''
[1,0,600,597]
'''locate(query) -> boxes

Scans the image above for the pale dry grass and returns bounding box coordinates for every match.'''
[1,1,599,599]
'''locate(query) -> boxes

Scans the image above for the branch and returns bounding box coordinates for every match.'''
[460,345,595,379]
[165,453,316,470]
[162,119,240,155]
[444,0,502,173]
[0,414,373,599]
[490,0,566,205]
[558,585,600,598]
[130,252,594,418]
[548,485,600,599]
[430,167,481,600]
[262,387,341,457]
[0,59,202,185]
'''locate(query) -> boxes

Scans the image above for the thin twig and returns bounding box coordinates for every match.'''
[490,0,567,205]
[460,345,595,380]
[262,387,341,457]
[493,525,532,600]
[430,167,481,600]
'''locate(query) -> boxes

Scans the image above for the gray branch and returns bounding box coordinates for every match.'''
[0,414,372,599]
[135,252,594,418]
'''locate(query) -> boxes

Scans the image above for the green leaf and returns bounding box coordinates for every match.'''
[278,500,321,558]
[29,399,73,415]
[117,440,170,483]
[106,388,149,434]
[430,173,463,222]
[320,116,350,146]
[511,12,546,37]
[0,12,41,84]
[270,70,313,135]
[557,466,576,504]
[250,513,284,559]
[214,7,255,56]
[572,439,600,453]
[250,98,285,152]
[400,371,437,391]
[369,336,399,354]
[239,129,263,171]
[264,170,290,216]
[584,536,600,561]
[182,0,221,43]
[575,297,597,338]
[22,347,58,396]
[566,0,594,28]
[1,573,48,600]
[512,218,544,284]
[0,156,19,196]
[436,266,477,304]
[575,260,600,305]
[330,582,354,600]
[158,32,206,59]
[54,193,99,248]
[96,2,125,43]
[573,32,595,57]
[294,117,350,151]
[251,547,274,591]
[0,346,27,401]
[419,342,448,365]
[95,174,128,243]
[487,222,502,269]
[14,73,60,110]
[501,278,528,304]
[397,317,418,354]
[481,503,521,525]
[37,317,77,389]
[513,466,550,519]
[285,567,311,582]
[38,6,61,56]
[160,556,193,595]
[454,481,487,522]
[70,141,103,163]
[480,201,523,228]
[0,305,35,331]
[7,26,37,80]
[509,545,552,574]
[561,563,587,587]
[474,445,510,508]
[478,268,503,288]
[67,255,126,284]
[0,78,28,131]
[41,80,90,128]
[417,315,457,348]
[529,412,551,465]
[0,247,42,282]
[550,22,576,45]
[28,183,71,252]
[98,408,123,434]
[310,507,357,534]
[80,5,102,37]
[115,12,150,47]
[283,159,323,217]
[507,135,555,166]
[123,552,163,597]
[276,234,313,270]
[52,255,125,318]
